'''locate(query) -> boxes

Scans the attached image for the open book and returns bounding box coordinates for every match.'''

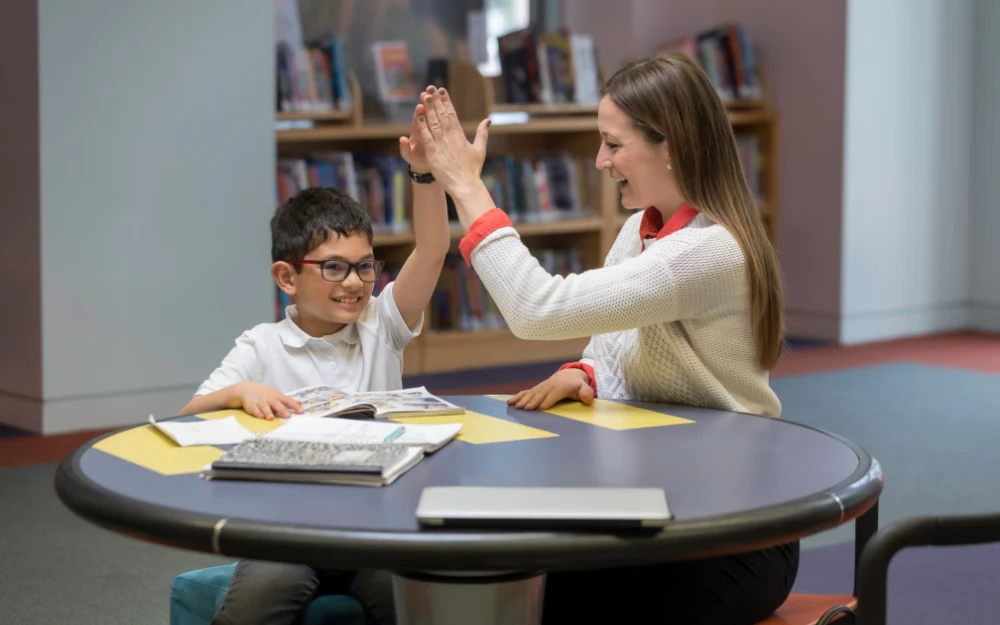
[202,437,423,487]
[267,417,462,453]
[286,385,465,420]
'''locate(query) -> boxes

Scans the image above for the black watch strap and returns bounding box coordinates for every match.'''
[407,164,435,184]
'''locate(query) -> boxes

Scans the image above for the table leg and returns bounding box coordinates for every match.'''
[392,571,546,625]
[853,500,879,597]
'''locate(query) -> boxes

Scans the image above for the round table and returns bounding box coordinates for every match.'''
[55,395,882,625]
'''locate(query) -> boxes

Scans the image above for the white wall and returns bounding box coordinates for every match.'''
[36,0,275,433]
[840,0,975,344]
[970,0,1000,331]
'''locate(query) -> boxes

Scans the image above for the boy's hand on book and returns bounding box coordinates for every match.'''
[232,382,303,420]
[507,369,595,411]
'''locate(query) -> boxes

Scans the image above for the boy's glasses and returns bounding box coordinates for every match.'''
[290,259,386,283]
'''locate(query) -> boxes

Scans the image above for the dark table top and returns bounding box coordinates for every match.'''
[55,395,882,572]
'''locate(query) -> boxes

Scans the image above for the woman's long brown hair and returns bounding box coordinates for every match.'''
[602,53,785,370]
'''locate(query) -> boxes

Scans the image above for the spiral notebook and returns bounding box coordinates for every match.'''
[267,417,462,453]
[202,437,424,487]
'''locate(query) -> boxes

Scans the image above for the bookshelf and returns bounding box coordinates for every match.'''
[274,61,780,375]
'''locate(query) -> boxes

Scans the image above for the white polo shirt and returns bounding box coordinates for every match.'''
[195,281,422,396]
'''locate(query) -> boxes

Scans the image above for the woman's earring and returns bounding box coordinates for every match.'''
[667,162,672,171]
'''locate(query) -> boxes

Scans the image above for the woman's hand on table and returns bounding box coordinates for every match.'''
[508,368,595,411]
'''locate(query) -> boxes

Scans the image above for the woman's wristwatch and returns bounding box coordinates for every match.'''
[407,164,435,184]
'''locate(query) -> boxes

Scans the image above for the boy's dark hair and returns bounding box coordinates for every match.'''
[270,187,373,265]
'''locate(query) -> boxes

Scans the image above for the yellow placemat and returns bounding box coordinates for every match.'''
[391,411,557,444]
[484,395,693,430]
[93,425,225,476]
[543,399,693,430]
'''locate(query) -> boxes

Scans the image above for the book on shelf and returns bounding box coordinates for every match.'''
[431,249,584,332]
[658,23,762,103]
[285,385,465,419]
[734,133,765,207]
[202,437,424,487]
[481,153,600,223]
[497,29,600,105]
[275,152,600,235]
[276,34,353,114]
[371,41,418,104]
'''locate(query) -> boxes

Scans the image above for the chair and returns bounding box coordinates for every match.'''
[852,511,1000,625]
[760,594,858,624]
[169,562,371,625]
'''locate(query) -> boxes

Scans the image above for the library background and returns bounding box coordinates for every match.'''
[6,0,996,438]
[274,0,777,377]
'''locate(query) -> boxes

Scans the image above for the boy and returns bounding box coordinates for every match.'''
[181,93,452,625]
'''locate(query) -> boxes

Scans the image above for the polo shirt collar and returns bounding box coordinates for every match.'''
[278,305,360,347]
[639,204,700,242]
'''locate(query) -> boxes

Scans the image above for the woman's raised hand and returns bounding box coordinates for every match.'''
[413,85,491,197]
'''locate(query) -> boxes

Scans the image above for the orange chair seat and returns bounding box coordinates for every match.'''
[757,594,857,625]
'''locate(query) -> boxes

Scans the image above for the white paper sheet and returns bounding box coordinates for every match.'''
[150,415,255,447]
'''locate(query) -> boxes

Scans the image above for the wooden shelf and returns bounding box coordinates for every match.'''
[491,102,598,115]
[276,109,354,122]
[277,117,596,144]
[728,109,776,127]
[273,60,781,375]
[374,218,604,247]
[373,230,416,246]
[420,328,589,373]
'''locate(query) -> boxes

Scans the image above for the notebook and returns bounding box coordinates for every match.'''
[286,385,465,419]
[202,437,424,487]
[267,417,462,453]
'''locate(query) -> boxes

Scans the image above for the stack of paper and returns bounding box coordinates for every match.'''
[149,415,254,447]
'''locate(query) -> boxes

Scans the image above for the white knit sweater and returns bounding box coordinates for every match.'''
[463,208,781,418]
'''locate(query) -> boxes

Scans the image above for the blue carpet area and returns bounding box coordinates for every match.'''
[773,363,1000,548]
[775,363,1000,622]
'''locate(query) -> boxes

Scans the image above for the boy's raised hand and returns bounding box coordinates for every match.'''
[399,87,435,174]
[232,381,303,420]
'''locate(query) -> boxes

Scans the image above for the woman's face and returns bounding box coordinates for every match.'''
[595,95,673,210]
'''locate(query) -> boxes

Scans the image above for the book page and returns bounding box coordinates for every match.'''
[352,387,465,417]
[268,418,405,445]
[283,385,464,418]
[285,385,371,417]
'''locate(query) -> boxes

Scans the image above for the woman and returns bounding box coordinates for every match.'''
[409,52,796,624]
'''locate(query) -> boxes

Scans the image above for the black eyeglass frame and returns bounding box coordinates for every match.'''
[289,259,386,283]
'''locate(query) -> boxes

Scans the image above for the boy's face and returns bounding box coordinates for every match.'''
[274,231,376,336]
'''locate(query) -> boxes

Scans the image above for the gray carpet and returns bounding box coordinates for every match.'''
[0,463,229,625]
[2,361,999,623]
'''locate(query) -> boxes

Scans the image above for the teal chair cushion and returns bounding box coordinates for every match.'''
[169,563,370,625]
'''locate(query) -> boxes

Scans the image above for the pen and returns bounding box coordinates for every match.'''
[383,426,405,443]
